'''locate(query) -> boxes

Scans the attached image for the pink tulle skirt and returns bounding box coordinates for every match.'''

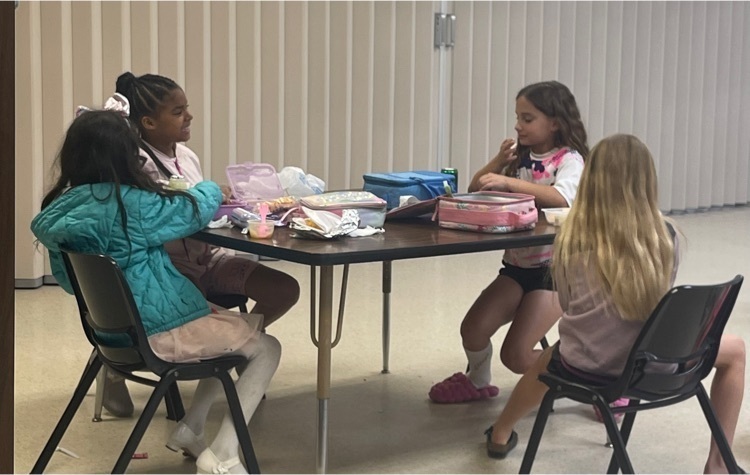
[148,309,263,363]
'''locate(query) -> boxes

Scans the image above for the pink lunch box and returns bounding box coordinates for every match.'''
[432,191,538,233]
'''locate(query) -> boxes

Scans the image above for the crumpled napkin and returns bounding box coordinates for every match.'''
[207,215,233,228]
[349,226,385,237]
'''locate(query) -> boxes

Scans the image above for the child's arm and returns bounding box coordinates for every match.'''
[137,181,223,247]
[469,139,517,192]
[476,151,584,208]
[475,173,568,207]
[220,184,233,203]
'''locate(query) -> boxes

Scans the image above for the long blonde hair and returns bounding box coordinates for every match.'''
[551,134,675,322]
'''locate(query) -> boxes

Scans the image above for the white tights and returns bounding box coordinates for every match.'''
[179,333,281,462]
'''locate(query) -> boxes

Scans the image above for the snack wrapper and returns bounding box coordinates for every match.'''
[289,207,359,239]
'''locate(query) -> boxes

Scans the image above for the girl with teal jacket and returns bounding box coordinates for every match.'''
[31,108,281,474]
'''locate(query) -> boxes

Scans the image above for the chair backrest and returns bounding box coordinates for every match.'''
[60,250,171,375]
[617,275,744,400]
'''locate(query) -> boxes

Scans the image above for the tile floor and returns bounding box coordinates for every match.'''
[14,206,750,474]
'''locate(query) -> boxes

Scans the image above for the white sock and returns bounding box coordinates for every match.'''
[466,343,493,388]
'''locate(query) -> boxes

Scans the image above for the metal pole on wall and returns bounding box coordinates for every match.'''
[434,3,455,171]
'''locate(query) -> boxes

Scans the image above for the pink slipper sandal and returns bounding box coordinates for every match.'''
[593,397,629,423]
[428,372,499,404]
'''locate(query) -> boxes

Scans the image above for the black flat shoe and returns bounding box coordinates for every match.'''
[484,426,518,459]
[102,374,134,418]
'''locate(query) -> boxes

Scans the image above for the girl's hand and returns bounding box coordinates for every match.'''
[497,138,518,164]
[220,184,233,204]
[477,173,510,192]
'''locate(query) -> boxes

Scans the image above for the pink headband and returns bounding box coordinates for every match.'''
[75,93,130,118]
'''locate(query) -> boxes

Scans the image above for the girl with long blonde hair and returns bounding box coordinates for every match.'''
[483,135,745,474]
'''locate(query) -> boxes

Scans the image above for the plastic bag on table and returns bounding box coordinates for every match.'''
[278,166,326,198]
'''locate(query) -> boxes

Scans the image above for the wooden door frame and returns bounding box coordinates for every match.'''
[1,1,15,473]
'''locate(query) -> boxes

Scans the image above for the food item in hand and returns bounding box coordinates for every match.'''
[220,184,234,204]
[167,175,189,190]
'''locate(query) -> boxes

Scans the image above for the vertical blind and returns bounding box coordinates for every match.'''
[450,1,750,212]
[14,1,750,283]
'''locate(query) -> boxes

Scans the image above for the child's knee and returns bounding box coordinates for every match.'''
[717,334,746,371]
[260,333,282,364]
[285,276,301,304]
[500,344,532,374]
[725,334,745,362]
[274,274,300,306]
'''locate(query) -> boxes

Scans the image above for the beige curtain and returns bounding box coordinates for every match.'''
[15,1,750,284]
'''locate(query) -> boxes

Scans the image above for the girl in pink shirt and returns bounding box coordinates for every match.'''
[430,81,588,403]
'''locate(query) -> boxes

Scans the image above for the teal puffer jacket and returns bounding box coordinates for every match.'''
[31,182,222,336]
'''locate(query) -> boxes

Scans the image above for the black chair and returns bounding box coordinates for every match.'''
[93,294,248,421]
[520,275,744,474]
[32,251,260,474]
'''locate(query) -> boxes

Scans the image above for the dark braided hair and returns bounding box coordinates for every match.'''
[115,71,181,133]
[504,81,589,178]
[115,71,186,179]
[41,110,201,259]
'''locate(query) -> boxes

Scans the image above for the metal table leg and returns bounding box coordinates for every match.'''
[309,265,349,473]
[314,265,333,473]
[382,261,392,374]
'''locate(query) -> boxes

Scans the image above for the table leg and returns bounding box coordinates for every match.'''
[316,265,334,474]
[382,261,392,374]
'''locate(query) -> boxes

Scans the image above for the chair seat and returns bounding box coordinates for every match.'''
[91,293,250,421]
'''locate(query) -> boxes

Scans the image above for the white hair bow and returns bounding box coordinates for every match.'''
[75,93,130,118]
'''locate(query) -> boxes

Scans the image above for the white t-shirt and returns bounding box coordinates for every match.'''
[503,148,584,268]
[141,142,205,186]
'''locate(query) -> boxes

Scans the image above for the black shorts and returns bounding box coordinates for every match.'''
[498,261,554,293]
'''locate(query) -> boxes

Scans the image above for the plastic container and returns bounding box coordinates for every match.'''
[542,208,570,226]
[247,220,275,239]
[299,191,387,228]
[214,200,249,220]
[215,163,287,220]
[226,163,286,205]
